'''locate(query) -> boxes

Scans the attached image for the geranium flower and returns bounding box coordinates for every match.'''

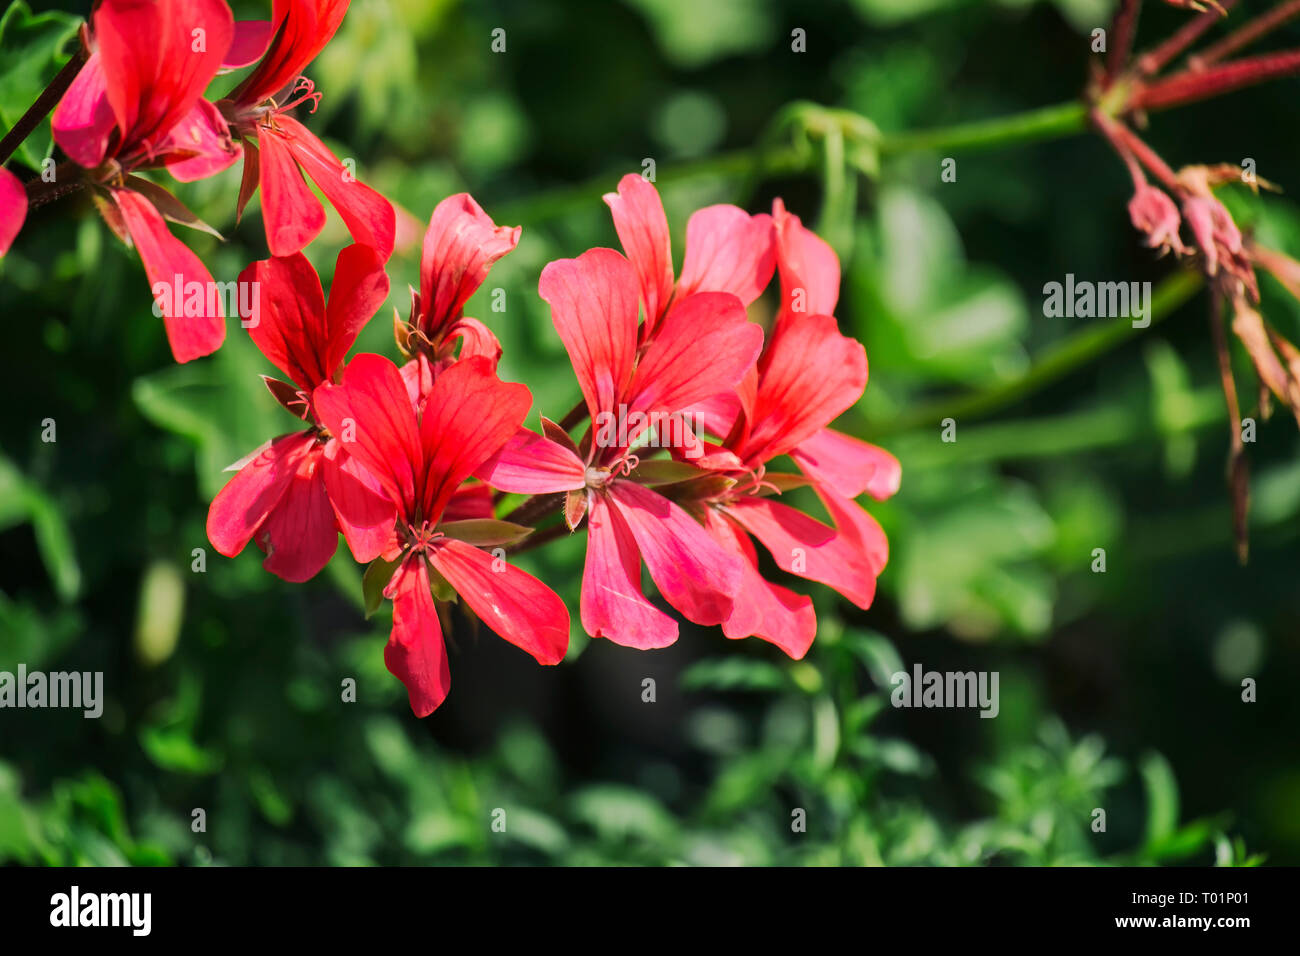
[220,0,395,259]
[313,353,570,716]
[50,0,238,361]
[477,247,763,649]
[603,173,775,341]
[206,244,394,581]
[394,192,521,369]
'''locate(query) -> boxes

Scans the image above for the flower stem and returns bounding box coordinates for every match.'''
[1189,0,1300,69]
[0,44,87,168]
[876,101,1089,156]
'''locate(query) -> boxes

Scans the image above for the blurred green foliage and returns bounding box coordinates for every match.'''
[2,0,1296,865]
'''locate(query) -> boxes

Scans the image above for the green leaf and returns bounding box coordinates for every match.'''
[681,656,787,692]
[1140,751,1179,850]
[0,1,82,171]
[362,555,401,618]
[629,458,708,486]
[438,518,533,547]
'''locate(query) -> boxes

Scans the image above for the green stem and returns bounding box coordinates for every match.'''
[871,269,1203,438]
[876,100,1089,156]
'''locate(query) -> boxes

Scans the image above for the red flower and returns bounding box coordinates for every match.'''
[0,167,27,257]
[206,244,394,581]
[221,1,395,259]
[395,193,521,368]
[314,354,570,717]
[478,247,763,649]
[50,0,239,361]
[603,173,775,341]
[679,200,897,658]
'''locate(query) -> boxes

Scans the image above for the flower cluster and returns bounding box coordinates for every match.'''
[1091,0,1300,558]
[210,178,898,716]
[0,1,896,717]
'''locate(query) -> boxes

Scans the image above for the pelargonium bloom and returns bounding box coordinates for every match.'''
[477,247,763,649]
[314,353,570,717]
[394,192,521,370]
[220,0,396,260]
[51,0,239,361]
[207,244,394,581]
[603,173,774,341]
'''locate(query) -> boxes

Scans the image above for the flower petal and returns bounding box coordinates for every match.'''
[163,98,240,182]
[257,126,326,257]
[320,437,397,563]
[94,0,233,153]
[678,205,775,307]
[627,291,762,418]
[416,192,519,337]
[241,251,329,388]
[539,247,639,421]
[772,198,839,320]
[603,173,674,333]
[474,427,586,494]
[206,430,316,558]
[743,313,866,464]
[417,356,532,521]
[113,187,226,363]
[323,243,390,376]
[0,167,27,258]
[792,428,901,501]
[383,553,451,718]
[313,353,422,518]
[232,0,349,107]
[724,495,875,609]
[278,115,396,260]
[609,482,740,627]
[705,509,815,659]
[429,538,570,665]
[256,455,338,582]
[581,492,677,648]
[51,51,116,168]
[223,19,274,69]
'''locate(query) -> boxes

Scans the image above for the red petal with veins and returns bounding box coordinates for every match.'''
[278,115,395,260]
[603,173,675,334]
[678,205,775,308]
[416,192,519,338]
[581,492,678,648]
[539,247,639,422]
[113,187,226,362]
[429,538,570,665]
[383,553,451,718]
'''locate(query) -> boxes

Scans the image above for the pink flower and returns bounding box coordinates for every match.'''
[603,173,775,341]
[477,247,763,649]
[207,245,394,581]
[221,1,395,259]
[1128,183,1185,256]
[0,167,27,257]
[314,354,570,717]
[50,0,239,361]
[395,193,521,367]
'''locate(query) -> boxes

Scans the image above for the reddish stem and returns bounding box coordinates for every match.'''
[1133,47,1300,110]
[1106,0,1144,87]
[1137,0,1239,75]
[1189,0,1300,69]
